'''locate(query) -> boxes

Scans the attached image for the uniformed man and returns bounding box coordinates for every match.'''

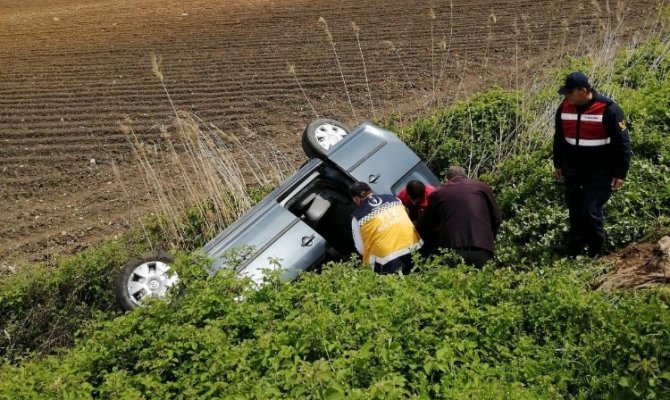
[553,71,632,257]
[350,182,422,274]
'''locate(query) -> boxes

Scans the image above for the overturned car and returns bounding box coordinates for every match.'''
[117,119,439,310]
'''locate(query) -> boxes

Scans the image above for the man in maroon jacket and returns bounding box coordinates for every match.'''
[416,166,502,267]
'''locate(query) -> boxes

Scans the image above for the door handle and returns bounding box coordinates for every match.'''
[368,174,381,184]
[301,234,315,247]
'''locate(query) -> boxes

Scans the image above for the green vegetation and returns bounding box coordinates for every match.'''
[0,190,272,363]
[1,256,669,399]
[396,38,670,266]
[2,35,670,400]
[399,87,527,177]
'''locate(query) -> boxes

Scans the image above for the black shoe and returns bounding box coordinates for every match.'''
[587,246,605,259]
[567,243,586,258]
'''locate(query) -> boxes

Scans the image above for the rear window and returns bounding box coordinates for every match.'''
[391,162,440,196]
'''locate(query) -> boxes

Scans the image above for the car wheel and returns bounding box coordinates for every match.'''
[117,251,179,311]
[302,118,351,159]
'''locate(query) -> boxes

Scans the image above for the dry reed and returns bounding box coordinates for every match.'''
[288,62,319,118]
[116,57,287,248]
[351,21,376,119]
[318,17,357,120]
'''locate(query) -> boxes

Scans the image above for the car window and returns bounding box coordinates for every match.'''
[285,176,356,257]
[391,162,440,196]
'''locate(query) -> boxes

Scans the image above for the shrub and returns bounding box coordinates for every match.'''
[0,240,129,362]
[612,40,670,89]
[1,254,669,399]
[481,150,567,265]
[485,152,670,266]
[0,187,271,362]
[618,82,670,167]
[399,87,527,177]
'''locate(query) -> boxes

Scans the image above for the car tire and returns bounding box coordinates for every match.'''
[302,118,351,159]
[117,251,178,311]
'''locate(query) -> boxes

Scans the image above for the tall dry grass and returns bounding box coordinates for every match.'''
[351,21,376,119]
[118,55,288,249]
[318,17,358,120]
[288,62,318,118]
[382,39,421,110]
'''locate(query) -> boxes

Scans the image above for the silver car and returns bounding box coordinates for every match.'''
[117,119,439,310]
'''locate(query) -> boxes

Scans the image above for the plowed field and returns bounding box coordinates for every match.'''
[0,0,659,267]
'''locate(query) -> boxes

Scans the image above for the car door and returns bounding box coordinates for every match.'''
[206,201,328,285]
[327,123,436,193]
[238,207,328,284]
[204,160,329,285]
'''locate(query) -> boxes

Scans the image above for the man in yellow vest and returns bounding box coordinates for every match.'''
[349,182,423,274]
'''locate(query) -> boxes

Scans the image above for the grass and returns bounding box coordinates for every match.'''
[351,21,376,120]
[382,39,421,112]
[318,16,357,120]
[288,62,319,118]
[115,56,288,251]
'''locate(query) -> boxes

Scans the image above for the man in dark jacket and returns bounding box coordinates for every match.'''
[416,166,502,267]
[553,72,632,257]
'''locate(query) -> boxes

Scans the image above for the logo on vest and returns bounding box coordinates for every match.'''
[367,195,382,207]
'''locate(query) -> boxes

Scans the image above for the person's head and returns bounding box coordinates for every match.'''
[444,166,466,182]
[405,180,426,204]
[558,71,594,106]
[349,181,373,206]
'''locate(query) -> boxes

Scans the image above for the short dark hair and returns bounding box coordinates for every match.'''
[446,166,466,180]
[405,180,425,201]
[349,181,372,198]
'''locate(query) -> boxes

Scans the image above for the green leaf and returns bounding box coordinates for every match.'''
[325,387,343,400]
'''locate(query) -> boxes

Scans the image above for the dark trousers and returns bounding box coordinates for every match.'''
[564,178,612,257]
[374,254,413,275]
[454,248,493,268]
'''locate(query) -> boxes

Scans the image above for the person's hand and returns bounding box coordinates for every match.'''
[553,168,563,181]
[612,177,625,189]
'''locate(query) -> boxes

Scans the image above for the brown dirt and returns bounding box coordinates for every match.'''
[592,237,670,291]
[0,0,662,270]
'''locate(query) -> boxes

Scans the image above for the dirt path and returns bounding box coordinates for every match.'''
[0,0,660,267]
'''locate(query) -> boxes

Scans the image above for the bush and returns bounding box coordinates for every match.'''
[618,83,670,167]
[1,254,669,399]
[612,40,670,90]
[481,151,567,265]
[399,87,527,177]
[0,187,272,362]
[484,154,670,266]
[0,240,129,362]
